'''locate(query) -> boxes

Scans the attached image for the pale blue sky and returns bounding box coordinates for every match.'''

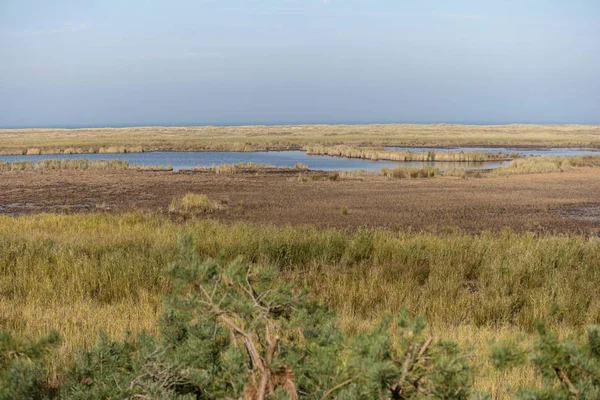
[1,0,599,127]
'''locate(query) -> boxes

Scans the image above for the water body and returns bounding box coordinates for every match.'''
[1,147,595,172]
[0,151,510,172]
[385,147,600,156]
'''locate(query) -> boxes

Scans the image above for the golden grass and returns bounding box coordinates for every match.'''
[193,162,308,174]
[168,193,226,214]
[1,213,599,396]
[442,167,467,177]
[306,144,512,162]
[0,159,173,171]
[381,165,439,178]
[1,123,599,155]
[491,155,600,176]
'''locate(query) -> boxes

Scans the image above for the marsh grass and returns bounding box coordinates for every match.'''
[131,163,173,171]
[0,161,35,171]
[306,145,512,162]
[168,193,226,214]
[0,159,174,171]
[491,155,600,176]
[192,162,307,174]
[443,167,467,178]
[1,214,599,396]
[381,165,439,178]
[20,146,144,156]
[37,159,130,170]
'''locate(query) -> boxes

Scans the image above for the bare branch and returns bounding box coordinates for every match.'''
[554,367,579,395]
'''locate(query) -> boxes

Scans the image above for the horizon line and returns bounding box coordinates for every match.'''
[3,121,600,130]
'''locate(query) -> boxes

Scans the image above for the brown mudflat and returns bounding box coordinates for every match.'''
[1,168,599,234]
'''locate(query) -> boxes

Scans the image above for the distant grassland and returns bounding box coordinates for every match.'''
[1,123,600,155]
[1,213,599,396]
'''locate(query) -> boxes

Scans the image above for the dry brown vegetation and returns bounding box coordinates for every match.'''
[1,167,599,234]
[1,123,600,154]
[491,154,600,176]
[192,161,308,174]
[168,193,227,214]
[0,159,173,171]
[306,144,512,161]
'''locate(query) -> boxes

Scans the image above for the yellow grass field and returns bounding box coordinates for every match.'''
[1,124,600,155]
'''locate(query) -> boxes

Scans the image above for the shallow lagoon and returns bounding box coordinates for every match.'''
[1,147,597,172]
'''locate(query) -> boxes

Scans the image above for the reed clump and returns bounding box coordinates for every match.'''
[443,167,467,177]
[62,148,85,155]
[168,193,226,214]
[98,146,127,154]
[0,161,35,171]
[381,165,439,178]
[306,171,375,181]
[337,170,378,180]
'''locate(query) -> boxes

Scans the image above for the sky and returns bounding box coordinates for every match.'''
[1,0,599,128]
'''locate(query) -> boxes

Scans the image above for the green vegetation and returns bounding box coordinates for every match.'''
[0,331,60,399]
[52,241,475,399]
[2,235,599,398]
[1,124,599,155]
[491,325,600,399]
[1,213,600,397]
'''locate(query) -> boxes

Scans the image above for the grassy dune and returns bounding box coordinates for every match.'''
[1,124,600,155]
[1,213,599,397]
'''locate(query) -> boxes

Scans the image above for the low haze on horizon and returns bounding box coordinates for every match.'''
[1,0,599,128]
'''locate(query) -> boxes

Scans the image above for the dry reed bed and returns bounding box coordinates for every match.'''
[0,159,172,171]
[306,144,513,162]
[168,193,227,214]
[0,160,304,173]
[0,213,599,396]
[1,123,599,155]
[16,145,144,156]
[491,155,600,176]
[191,162,308,174]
